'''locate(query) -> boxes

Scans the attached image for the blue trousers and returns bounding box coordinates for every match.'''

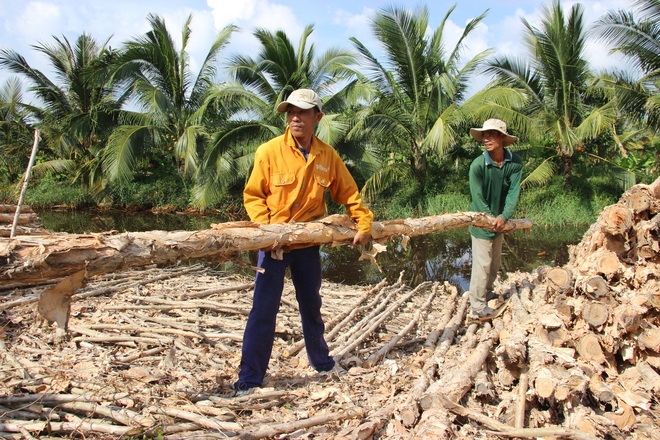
[234,246,335,390]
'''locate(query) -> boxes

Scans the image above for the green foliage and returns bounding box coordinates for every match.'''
[104,14,238,188]
[592,0,660,129]
[20,175,95,209]
[516,175,620,226]
[483,0,619,187]
[614,138,660,185]
[0,2,656,216]
[368,179,423,220]
[424,192,471,215]
[348,4,492,199]
[106,175,189,209]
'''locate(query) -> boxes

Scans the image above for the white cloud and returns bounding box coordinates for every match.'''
[330,7,378,56]
[207,0,304,60]
[333,7,371,31]
[0,0,644,99]
[207,0,255,28]
[12,2,62,44]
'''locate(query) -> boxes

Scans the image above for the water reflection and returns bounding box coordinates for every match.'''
[320,227,584,289]
[37,210,587,290]
[38,209,226,233]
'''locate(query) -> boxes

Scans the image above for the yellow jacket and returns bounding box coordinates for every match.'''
[244,128,373,236]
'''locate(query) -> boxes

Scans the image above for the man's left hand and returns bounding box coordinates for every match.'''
[493,216,506,232]
[351,231,372,248]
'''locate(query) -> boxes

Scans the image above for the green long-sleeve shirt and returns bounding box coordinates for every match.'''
[469,149,523,240]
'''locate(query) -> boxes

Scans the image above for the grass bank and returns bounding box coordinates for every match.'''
[3,174,623,228]
[371,176,622,228]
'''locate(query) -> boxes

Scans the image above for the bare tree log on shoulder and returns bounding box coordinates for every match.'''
[0,212,532,285]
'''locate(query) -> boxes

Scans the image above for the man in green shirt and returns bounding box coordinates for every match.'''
[468,119,523,320]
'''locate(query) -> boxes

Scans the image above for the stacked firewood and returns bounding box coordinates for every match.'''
[528,178,660,436]
[402,178,660,439]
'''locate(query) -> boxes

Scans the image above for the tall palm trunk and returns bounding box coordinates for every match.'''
[562,154,573,186]
[412,149,428,188]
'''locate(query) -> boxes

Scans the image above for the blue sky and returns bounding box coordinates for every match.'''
[0,0,632,95]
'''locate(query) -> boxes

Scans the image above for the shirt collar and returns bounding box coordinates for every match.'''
[284,126,315,159]
[483,149,512,166]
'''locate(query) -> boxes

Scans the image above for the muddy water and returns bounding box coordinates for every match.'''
[38,210,587,290]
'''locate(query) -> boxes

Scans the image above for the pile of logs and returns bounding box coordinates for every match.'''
[0,205,43,237]
[490,177,660,438]
[0,178,658,439]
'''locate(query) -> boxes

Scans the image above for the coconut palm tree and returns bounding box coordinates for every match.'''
[482,0,617,187]
[0,78,36,184]
[229,25,361,114]
[594,0,660,127]
[104,13,237,192]
[0,33,124,191]
[347,4,492,201]
[591,0,659,183]
[593,0,659,127]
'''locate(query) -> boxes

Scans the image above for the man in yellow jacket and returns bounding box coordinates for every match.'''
[234,89,374,393]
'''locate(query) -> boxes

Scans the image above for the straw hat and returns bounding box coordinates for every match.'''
[277,89,323,113]
[470,119,517,146]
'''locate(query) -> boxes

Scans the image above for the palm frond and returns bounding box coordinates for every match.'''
[360,161,412,203]
[521,158,557,188]
[103,125,150,181]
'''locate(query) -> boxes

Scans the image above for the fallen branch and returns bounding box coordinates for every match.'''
[145,406,242,431]
[331,282,431,361]
[363,283,439,367]
[435,393,601,440]
[182,282,255,299]
[58,401,155,427]
[282,280,386,358]
[515,373,529,428]
[0,420,141,437]
[0,393,129,406]
[238,408,365,440]
[397,287,466,427]
[329,281,405,351]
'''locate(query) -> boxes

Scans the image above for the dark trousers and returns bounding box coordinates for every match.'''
[234,246,334,390]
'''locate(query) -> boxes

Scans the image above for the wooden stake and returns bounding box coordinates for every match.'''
[10,130,40,238]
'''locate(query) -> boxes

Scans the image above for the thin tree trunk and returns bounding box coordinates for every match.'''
[10,130,40,238]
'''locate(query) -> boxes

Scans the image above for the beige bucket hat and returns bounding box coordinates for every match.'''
[470,119,518,146]
[277,89,323,113]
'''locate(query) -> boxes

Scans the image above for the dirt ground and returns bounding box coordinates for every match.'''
[1,264,479,439]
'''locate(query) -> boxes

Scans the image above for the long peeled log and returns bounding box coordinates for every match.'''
[0,212,532,284]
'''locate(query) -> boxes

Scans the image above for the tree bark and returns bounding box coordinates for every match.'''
[0,212,532,285]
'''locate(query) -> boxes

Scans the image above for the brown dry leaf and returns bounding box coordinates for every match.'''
[311,387,339,403]
[358,242,387,271]
[124,366,164,383]
[37,269,86,329]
